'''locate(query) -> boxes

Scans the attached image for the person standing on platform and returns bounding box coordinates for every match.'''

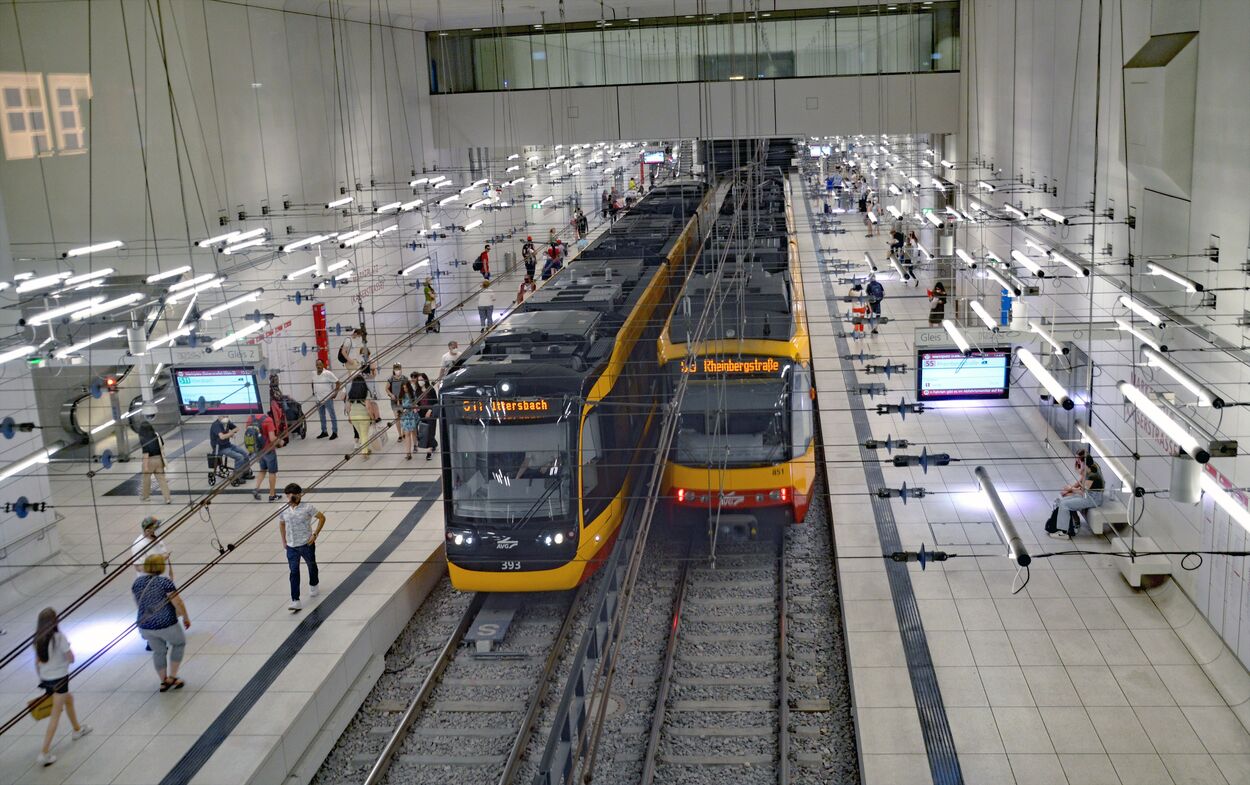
[474,243,491,280]
[414,372,439,460]
[132,554,190,691]
[522,236,537,279]
[866,274,885,335]
[33,608,91,767]
[246,412,279,500]
[928,281,948,326]
[311,359,339,440]
[344,371,373,459]
[398,379,419,460]
[132,516,172,578]
[135,420,172,504]
[387,363,407,435]
[477,280,497,331]
[278,483,325,611]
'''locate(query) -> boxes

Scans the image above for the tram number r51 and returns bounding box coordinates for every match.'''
[501,560,522,571]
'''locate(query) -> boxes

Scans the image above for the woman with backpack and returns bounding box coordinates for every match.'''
[414,372,439,460]
[344,371,373,458]
[135,420,172,504]
[33,608,91,767]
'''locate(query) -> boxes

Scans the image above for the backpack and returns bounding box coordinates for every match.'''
[867,281,885,302]
[243,416,268,454]
[347,374,370,402]
[472,259,482,272]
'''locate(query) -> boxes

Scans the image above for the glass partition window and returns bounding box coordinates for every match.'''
[427,3,959,94]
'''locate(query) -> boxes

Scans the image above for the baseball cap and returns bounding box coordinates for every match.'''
[140,516,161,531]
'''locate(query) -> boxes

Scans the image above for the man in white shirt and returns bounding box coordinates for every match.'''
[132,516,172,578]
[278,483,326,611]
[439,341,461,380]
[310,359,339,440]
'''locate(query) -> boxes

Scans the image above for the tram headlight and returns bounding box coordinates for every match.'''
[539,529,577,547]
[446,528,476,548]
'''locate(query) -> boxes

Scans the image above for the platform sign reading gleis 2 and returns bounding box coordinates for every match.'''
[916,348,1012,401]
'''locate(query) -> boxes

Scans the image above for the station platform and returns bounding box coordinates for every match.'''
[791,174,1250,785]
[0,183,615,784]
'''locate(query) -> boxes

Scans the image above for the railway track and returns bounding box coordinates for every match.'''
[313,579,585,785]
[640,534,790,785]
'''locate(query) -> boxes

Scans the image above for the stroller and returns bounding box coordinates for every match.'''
[274,395,307,440]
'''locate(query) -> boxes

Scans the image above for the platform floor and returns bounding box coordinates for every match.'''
[792,175,1250,785]
[0,171,618,784]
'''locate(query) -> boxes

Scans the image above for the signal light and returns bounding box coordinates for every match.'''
[105,377,118,392]
[675,488,688,503]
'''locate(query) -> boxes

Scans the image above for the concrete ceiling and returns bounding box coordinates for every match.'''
[255,0,858,31]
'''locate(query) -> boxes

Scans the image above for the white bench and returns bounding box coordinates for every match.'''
[1082,500,1130,535]
[1110,535,1173,587]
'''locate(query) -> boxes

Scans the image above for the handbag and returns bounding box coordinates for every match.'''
[28,694,52,721]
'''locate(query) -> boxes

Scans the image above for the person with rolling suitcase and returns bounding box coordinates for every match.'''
[413,372,438,460]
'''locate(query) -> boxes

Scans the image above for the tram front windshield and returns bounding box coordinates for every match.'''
[674,379,790,467]
[448,420,573,524]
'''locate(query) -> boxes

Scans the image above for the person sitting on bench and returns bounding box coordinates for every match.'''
[1044,451,1104,540]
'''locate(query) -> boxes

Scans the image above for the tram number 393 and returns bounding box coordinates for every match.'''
[501,560,523,571]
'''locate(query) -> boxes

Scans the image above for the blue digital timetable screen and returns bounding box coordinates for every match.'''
[916,348,1012,401]
[172,366,264,415]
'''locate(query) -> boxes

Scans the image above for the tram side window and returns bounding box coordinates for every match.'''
[581,411,609,524]
[791,365,814,458]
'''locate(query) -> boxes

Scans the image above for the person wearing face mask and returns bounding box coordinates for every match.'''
[278,483,325,611]
[209,414,252,481]
[412,372,439,460]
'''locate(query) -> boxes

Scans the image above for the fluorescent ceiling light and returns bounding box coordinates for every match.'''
[378,224,398,236]
[280,234,332,252]
[376,201,402,213]
[168,273,217,292]
[16,272,72,294]
[285,262,319,280]
[1002,204,1026,219]
[428,175,446,183]
[1017,348,1074,409]
[907,176,921,188]
[400,258,431,276]
[505,165,521,173]
[197,231,240,248]
[864,252,878,271]
[459,185,477,194]
[1118,380,1209,462]
[942,319,972,354]
[889,255,906,281]
[53,327,124,359]
[978,181,995,192]
[470,199,490,209]
[955,249,977,268]
[1200,473,1250,533]
[341,230,378,247]
[1142,346,1222,408]
[439,195,461,206]
[222,237,266,255]
[940,159,954,168]
[1146,262,1202,293]
[209,320,267,353]
[326,196,353,209]
[930,178,947,192]
[1050,250,1089,277]
[986,267,1022,297]
[0,442,65,483]
[326,260,351,273]
[1010,249,1045,277]
[1029,321,1067,354]
[507,153,520,160]
[888,184,902,196]
[25,296,105,325]
[145,325,196,350]
[924,212,943,228]
[1075,421,1135,494]
[166,278,223,303]
[975,466,1030,566]
[969,300,999,332]
[70,293,145,320]
[1039,207,1069,225]
[1115,318,1167,352]
[401,199,424,211]
[200,288,264,320]
[1118,294,1165,327]
[886,205,902,218]
[433,181,453,189]
[64,268,114,286]
[62,240,123,259]
[0,345,38,365]
[410,177,429,186]
[1024,238,1048,255]
[464,219,483,231]
[472,179,489,187]
[146,266,192,283]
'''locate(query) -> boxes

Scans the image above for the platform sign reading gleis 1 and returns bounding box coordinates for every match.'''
[916,348,1012,401]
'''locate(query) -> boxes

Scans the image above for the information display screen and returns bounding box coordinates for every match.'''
[643,151,666,164]
[916,348,1011,401]
[172,366,263,415]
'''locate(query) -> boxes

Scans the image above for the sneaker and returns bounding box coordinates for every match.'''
[317,432,328,439]
[1048,531,1070,540]
[309,585,320,598]
[252,490,260,501]
[268,495,279,502]
[329,433,338,440]
[72,725,92,741]
[37,753,56,767]
[288,599,302,611]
